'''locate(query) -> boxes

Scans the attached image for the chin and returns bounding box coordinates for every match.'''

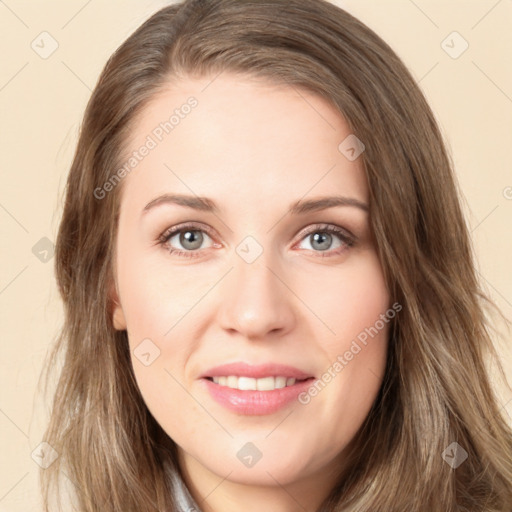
[199,449,315,486]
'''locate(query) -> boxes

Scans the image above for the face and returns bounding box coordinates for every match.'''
[111,72,390,496]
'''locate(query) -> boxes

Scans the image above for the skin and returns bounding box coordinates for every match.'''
[111,72,390,512]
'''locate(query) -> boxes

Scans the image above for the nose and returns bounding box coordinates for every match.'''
[217,253,297,341]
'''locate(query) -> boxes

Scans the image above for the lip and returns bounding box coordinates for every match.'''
[200,362,314,380]
[200,376,315,415]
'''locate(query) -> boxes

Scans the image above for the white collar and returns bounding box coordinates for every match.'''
[169,465,202,512]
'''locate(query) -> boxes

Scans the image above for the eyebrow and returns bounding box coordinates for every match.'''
[142,193,369,216]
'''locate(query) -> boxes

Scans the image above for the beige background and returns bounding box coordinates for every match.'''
[0,0,511,509]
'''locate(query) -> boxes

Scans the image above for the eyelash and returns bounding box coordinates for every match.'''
[157,222,356,259]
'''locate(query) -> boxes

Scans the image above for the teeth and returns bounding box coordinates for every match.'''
[227,376,238,388]
[238,376,256,390]
[211,376,298,391]
[275,376,286,389]
[257,377,275,391]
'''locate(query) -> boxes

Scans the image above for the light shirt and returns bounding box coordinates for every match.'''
[169,465,203,512]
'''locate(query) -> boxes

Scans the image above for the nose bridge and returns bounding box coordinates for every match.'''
[217,244,296,338]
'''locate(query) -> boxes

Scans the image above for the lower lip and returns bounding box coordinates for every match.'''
[201,377,315,415]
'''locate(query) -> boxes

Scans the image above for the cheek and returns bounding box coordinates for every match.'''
[116,248,205,344]
[116,250,216,421]
[296,251,391,435]
[119,267,199,437]
[302,250,390,351]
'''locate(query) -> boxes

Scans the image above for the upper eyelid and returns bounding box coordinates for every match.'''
[160,221,216,241]
[295,223,354,241]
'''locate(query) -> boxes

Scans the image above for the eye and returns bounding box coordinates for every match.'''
[157,222,356,259]
[158,222,217,259]
[295,224,355,257]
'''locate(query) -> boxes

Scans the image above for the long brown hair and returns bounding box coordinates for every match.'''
[39,0,512,510]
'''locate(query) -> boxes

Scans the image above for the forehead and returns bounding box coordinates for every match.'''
[118,72,368,216]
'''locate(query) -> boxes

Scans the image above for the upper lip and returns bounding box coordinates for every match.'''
[201,362,314,380]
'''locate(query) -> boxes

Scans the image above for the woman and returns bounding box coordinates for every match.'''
[39,0,512,510]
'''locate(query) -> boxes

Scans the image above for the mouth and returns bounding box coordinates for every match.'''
[199,362,316,415]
